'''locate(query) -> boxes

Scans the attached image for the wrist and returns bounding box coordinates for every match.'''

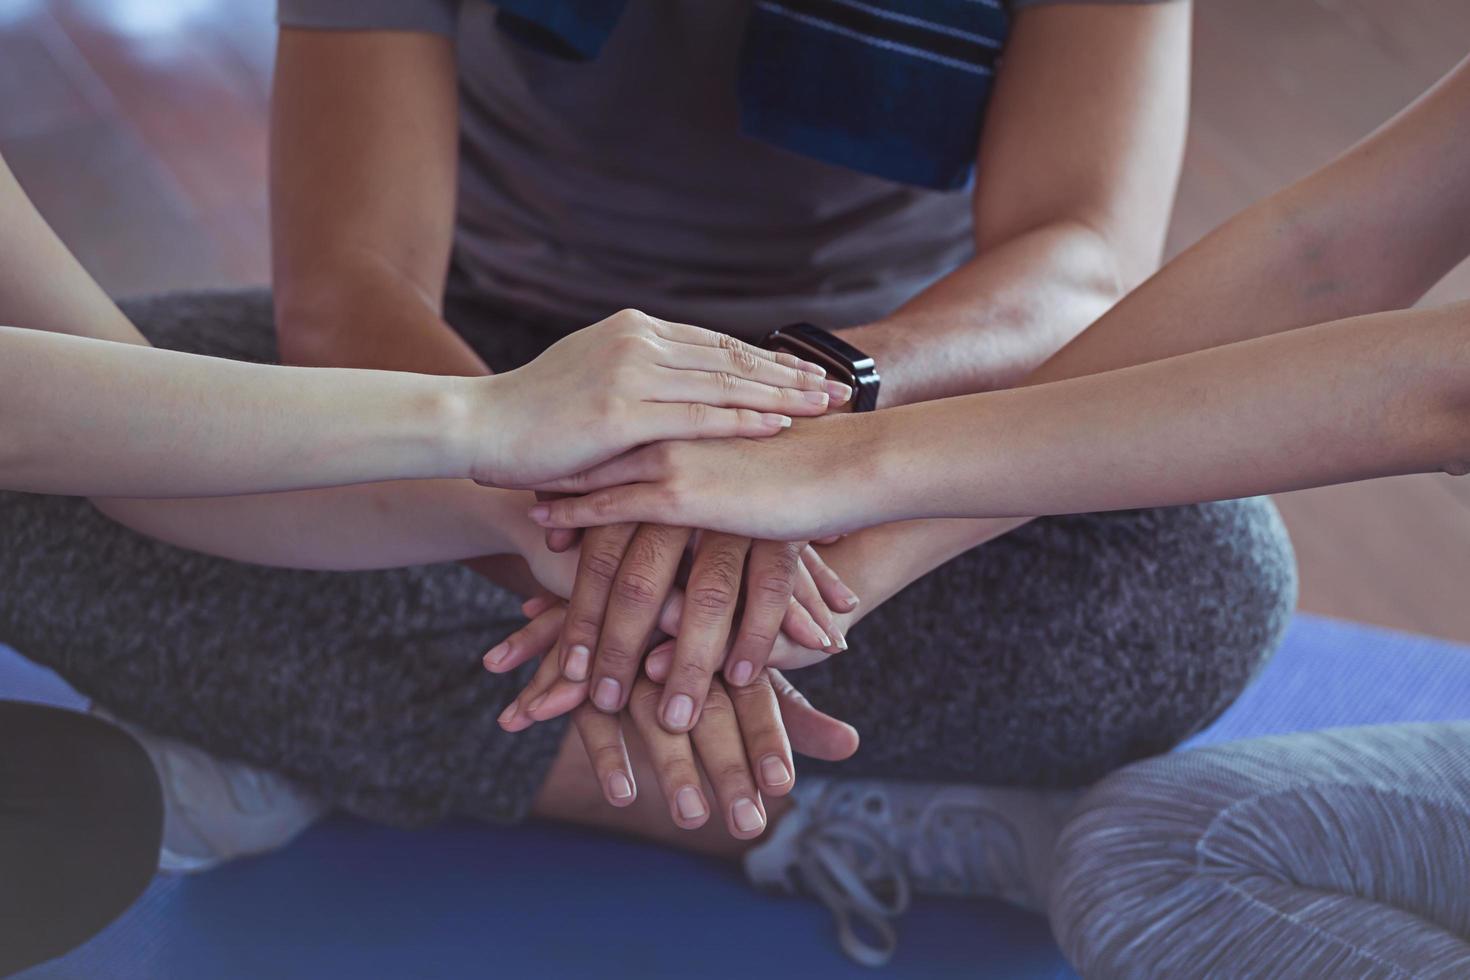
[841,408,913,527]
[837,320,911,409]
[438,373,517,485]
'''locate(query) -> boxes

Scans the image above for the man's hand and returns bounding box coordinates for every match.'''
[494,523,855,729]
[572,670,859,836]
[653,536,856,730]
[485,528,852,719]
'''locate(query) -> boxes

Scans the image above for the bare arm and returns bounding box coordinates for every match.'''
[0,325,475,497]
[270,28,479,376]
[843,2,1192,405]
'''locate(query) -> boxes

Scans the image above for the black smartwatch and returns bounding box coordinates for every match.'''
[761,323,881,412]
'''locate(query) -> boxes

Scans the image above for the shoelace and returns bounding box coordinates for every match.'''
[788,794,1038,966]
[793,819,912,967]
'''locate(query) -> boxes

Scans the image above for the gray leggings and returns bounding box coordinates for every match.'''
[1051,722,1470,979]
[0,288,1298,826]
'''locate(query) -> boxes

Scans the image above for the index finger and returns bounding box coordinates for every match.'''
[650,320,827,377]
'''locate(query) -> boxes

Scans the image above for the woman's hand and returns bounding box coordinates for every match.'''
[466,309,848,489]
[525,413,885,542]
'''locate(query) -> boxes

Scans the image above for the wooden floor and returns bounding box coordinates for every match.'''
[3,1,1468,641]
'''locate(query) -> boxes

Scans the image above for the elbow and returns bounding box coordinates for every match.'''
[273,285,353,368]
[1053,215,1137,312]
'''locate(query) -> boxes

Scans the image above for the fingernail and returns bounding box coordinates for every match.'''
[564,644,590,681]
[483,642,509,669]
[832,629,848,652]
[528,504,550,524]
[802,390,829,407]
[732,797,765,833]
[729,660,754,686]
[762,413,793,429]
[817,629,832,649]
[664,694,694,730]
[826,380,853,403]
[497,702,518,727]
[841,591,861,611]
[607,771,634,802]
[594,677,622,712]
[527,693,547,715]
[676,786,707,822]
[760,755,792,787]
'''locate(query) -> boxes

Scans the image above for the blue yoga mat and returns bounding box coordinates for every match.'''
[7,613,1469,979]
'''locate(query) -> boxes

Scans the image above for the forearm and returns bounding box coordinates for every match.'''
[271,28,473,378]
[867,303,1470,523]
[843,221,1122,405]
[0,326,488,497]
[841,54,1470,589]
[816,517,1028,616]
[1031,54,1470,386]
[94,480,538,572]
[844,2,1190,406]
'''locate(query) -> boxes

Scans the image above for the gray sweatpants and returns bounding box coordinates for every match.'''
[1051,722,1470,979]
[0,288,1298,827]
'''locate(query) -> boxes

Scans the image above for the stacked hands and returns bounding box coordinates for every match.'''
[474,309,869,839]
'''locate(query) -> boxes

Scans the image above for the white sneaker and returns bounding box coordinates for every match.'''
[94,707,329,873]
[744,777,1079,967]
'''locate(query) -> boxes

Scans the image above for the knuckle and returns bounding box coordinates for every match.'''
[566,612,604,638]
[713,761,753,785]
[590,743,625,770]
[684,401,709,429]
[591,492,623,520]
[749,575,794,604]
[580,549,624,584]
[630,681,664,718]
[724,343,761,376]
[714,371,741,395]
[735,626,778,649]
[759,543,802,578]
[686,584,737,614]
[595,642,640,674]
[614,570,663,606]
[613,308,652,331]
[701,685,734,715]
[726,680,769,710]
[671,657,715,688]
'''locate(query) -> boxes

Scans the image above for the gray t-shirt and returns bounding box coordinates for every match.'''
[278,0,1156,338]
